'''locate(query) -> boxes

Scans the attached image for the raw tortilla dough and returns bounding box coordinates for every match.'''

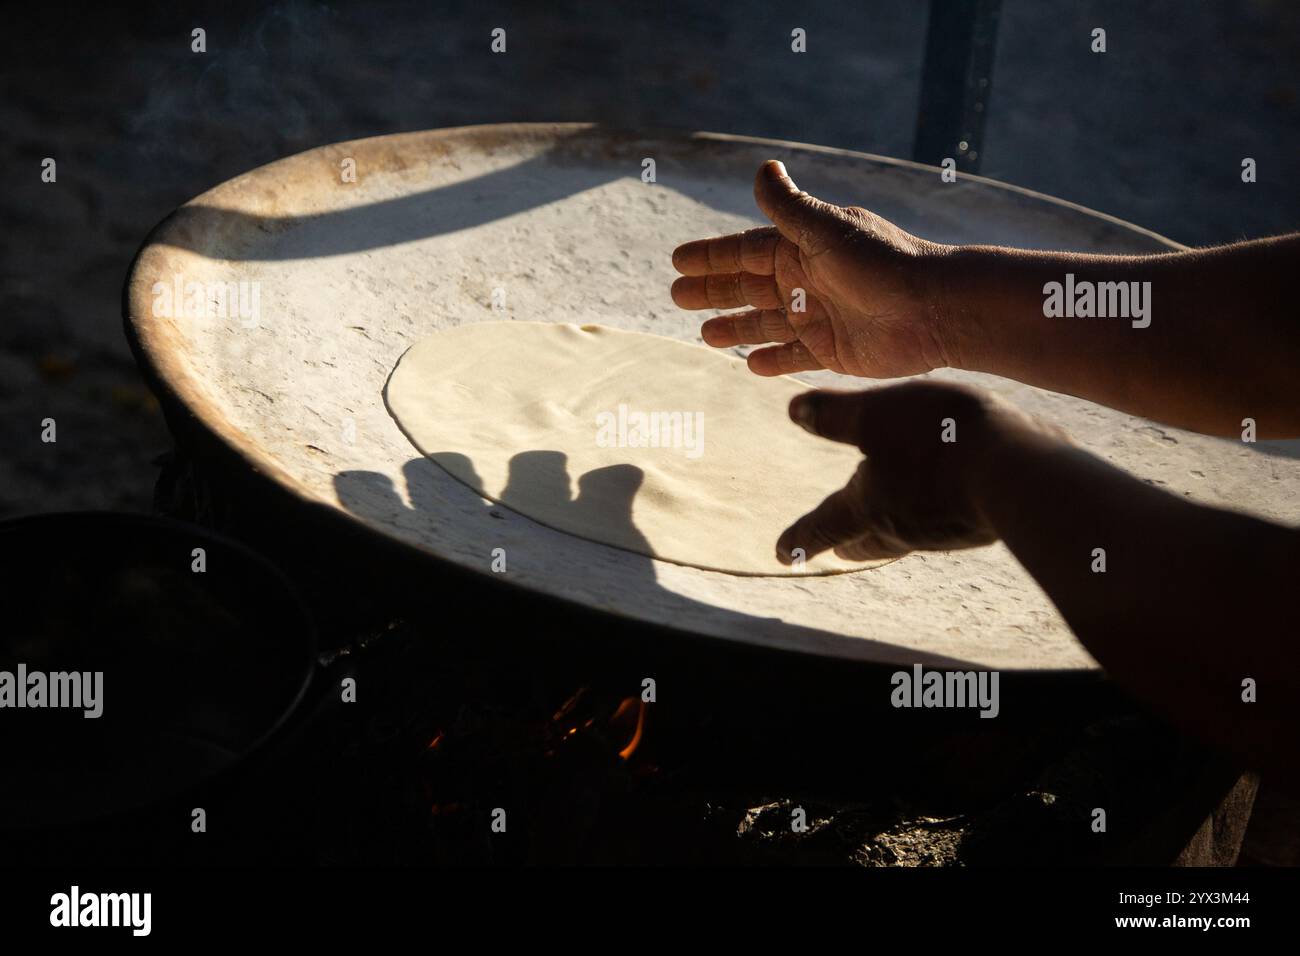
[384,321,889,576]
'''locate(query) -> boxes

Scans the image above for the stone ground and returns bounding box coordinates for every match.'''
[3,0,1298,864]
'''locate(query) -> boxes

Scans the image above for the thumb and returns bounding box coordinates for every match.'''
[754,160,844,253]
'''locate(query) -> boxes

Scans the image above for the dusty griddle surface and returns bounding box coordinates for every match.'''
[124,123,1299,669]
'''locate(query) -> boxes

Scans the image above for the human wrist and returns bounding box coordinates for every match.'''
[917,242,993,373]
[967,406,1074,536]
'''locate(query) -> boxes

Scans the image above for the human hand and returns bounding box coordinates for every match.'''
[671,160,952,379]
[775,381,1069,563]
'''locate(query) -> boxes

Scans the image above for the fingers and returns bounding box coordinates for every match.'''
[747,342,824,376]
[833,531,911,562]
[671,272,783,310]
[790,381,988,451]
[672,227,781,276]
[776,382,1005,566]
[700,309,795,347]
[753,160,844,253]
[776,462,871,563]
[775,457,911,565]
[788,388,876,449]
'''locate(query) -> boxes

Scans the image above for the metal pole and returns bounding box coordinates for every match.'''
[913,0,1002,174]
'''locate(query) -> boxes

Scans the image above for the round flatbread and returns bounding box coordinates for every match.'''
[384,321,887,575]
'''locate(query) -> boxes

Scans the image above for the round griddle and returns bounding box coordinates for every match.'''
[123,123,1300,671]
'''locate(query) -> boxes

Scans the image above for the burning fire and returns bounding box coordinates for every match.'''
[610,696,646,761]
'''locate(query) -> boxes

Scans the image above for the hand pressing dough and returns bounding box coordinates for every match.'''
[384,321,890,576]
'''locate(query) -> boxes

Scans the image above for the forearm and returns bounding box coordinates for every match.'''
[974,434,1300,783]
[933,235,1300,437]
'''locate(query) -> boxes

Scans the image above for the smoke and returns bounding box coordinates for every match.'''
[126,1,340,187]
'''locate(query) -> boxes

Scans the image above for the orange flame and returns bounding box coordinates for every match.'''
[611,696,647,761]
